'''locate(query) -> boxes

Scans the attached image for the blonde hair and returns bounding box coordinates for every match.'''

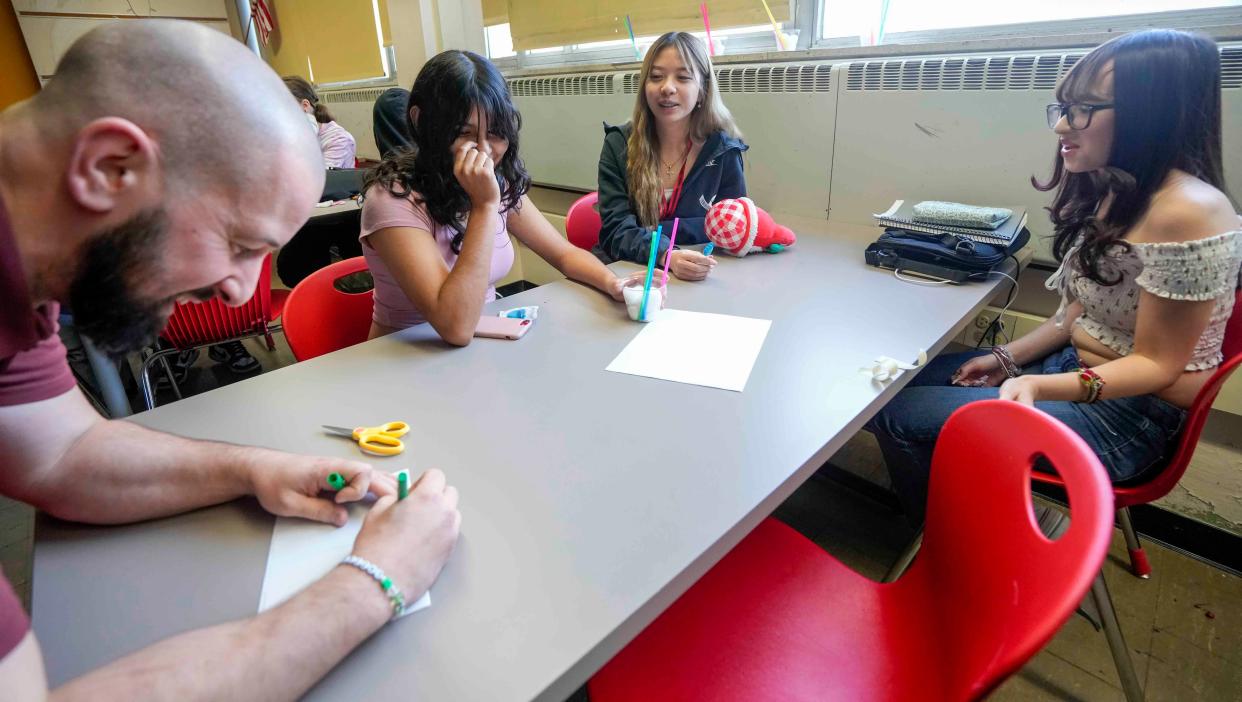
[626,32,741,227]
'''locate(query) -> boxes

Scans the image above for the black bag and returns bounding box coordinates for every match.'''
[864,227,1030,283]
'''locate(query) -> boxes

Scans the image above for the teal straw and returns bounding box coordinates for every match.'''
[638,227,661,321]
[625,15,640,60]
[877,0,892,45]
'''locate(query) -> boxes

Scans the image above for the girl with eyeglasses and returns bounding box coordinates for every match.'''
[868,29,1241,527]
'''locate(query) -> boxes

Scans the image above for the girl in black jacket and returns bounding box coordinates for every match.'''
[596,32,748,280]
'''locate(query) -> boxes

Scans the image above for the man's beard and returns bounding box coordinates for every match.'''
[68,209,175,356]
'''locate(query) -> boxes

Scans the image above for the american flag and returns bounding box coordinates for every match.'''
[249,0,275,46]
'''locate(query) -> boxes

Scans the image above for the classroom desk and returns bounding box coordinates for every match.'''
[32,218,1022,701]
[310,198,361,218]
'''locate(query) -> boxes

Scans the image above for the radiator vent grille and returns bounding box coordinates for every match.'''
[716,65,832,93]
[322,87,390,104]
[847,47,1242,91]
[508,74,614,96]
[846,53,1084,91]
[1223,47,1242,89]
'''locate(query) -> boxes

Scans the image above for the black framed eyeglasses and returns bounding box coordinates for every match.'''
[1046,102,1114,130]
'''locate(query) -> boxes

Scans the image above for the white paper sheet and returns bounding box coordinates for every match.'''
[606,309,772,391]
[258,502,431,617]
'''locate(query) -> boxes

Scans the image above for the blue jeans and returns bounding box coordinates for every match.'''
[866,346,1187,525]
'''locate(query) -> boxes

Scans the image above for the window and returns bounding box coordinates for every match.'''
[265,0,392,87]
[820,0,1242,47]
[487,0,798,69]
[486,0,1240,70]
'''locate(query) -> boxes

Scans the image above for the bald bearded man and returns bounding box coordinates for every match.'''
[0,21,459,700]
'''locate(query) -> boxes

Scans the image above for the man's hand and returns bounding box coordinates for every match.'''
[245,450,397,527]
[350,468,461,600]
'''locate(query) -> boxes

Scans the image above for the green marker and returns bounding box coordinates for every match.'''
[397,470,409,501]
[327,472,346,491]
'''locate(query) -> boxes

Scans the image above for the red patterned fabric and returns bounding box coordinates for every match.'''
[703,197,758,257]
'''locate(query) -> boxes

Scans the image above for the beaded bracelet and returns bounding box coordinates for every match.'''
[1075,367,1105,403]
[342,555,407,620]
[991,345,1021,379]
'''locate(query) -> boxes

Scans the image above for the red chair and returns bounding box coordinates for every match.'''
[565,191,601,250]
[282,256,374,361]
[590,401,1114,702]
[1034,287,1242,578]
[140,254,287,410]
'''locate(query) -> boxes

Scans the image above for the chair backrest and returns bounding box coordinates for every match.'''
[160,254,275,349]
[907,400,1113,700]
[1117,286,1242,507]
[566,191,601,251]
[283,256,374,361]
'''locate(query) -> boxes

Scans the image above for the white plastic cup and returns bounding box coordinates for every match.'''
[623,278,666,322]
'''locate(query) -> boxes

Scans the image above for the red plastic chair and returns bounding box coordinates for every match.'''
[1034,287,1242,579]
[282,256,374,362]
[566,191,601,251]
[590,400,1114,702]
[140,254,287,409]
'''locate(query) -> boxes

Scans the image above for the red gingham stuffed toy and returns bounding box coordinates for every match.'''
[703,197,796,257]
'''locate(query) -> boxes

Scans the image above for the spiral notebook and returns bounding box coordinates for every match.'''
[874,200,1027,245]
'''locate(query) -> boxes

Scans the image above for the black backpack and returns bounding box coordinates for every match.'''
[864,227,1030,283]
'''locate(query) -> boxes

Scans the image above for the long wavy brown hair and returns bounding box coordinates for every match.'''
[1033,30,1225,285]
[627,32,741,227]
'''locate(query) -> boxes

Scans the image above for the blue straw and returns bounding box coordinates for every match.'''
[638,227,661,321]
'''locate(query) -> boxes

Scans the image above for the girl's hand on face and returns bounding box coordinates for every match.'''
[454,141,501,209]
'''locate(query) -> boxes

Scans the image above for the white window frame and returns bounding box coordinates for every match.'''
[491,2,1240,74]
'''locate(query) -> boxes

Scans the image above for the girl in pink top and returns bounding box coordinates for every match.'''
[284,76,357,168]
[360,50,637,345]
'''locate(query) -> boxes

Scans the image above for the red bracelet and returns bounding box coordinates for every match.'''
[1075,367,1105,403]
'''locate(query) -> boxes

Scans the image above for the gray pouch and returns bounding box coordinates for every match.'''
[912,201,1012,230]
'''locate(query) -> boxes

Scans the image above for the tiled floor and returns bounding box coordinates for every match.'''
[7,332,1239,699]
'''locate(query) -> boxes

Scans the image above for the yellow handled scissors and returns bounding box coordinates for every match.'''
[322,421,409,456]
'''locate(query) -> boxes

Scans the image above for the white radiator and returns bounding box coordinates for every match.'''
[320,87,393,162]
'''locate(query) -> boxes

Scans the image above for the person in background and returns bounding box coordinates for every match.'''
[0,21,459,700]
[284,75,357,169]
[868,29,1241,529]
[596,31,747,281]
[373,87,413,159]
[361,50,641,346]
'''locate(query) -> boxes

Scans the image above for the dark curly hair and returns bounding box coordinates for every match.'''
[1033,30,1225,286]
[363,50,530,254]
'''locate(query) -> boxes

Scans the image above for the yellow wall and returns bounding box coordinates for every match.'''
[1,2,41,109]
[264,0,383,83]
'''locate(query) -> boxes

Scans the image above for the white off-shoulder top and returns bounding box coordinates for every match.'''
[1045,229,1242,371]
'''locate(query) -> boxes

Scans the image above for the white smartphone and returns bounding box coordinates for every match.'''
[474,316,534,340]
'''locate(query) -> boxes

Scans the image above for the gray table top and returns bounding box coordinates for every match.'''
[33,218,1020,701]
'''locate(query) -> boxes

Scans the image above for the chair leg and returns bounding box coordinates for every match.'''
[140,348,182,410]
[884,529,923,583]
[1091,572,1144,701]
[1117,507,1151,579]
[158,356,184,400]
